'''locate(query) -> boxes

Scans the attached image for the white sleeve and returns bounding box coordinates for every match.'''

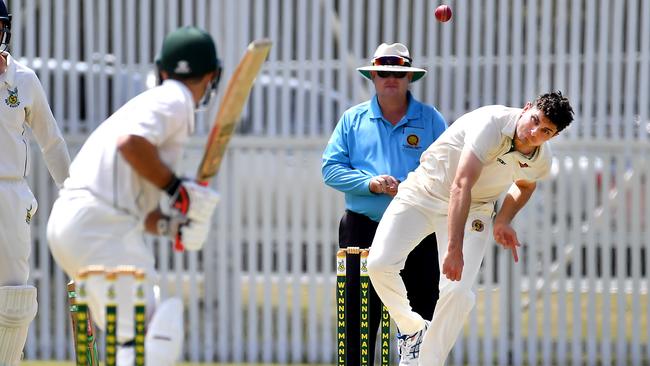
[122,98,190,146]
[24,73,71,187]
[463,113,502,163]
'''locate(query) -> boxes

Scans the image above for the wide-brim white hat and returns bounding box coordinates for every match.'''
[357,43,427,82]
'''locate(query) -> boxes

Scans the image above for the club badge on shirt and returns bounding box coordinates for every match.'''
[406,134,420,147]
[471,219,484,232]
[5,87,20,108]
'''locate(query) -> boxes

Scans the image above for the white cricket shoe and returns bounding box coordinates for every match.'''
[397,320,430,366]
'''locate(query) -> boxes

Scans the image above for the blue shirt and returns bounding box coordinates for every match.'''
[322,92,447,222]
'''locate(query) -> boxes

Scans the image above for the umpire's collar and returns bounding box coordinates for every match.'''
[368,91,422,126]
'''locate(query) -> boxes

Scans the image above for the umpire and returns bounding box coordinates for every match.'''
[322,43,446,365]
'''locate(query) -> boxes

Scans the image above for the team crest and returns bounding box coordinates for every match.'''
[174,60,191,74]
[107,284,116,300]
[406,134,420,147]
[5,87,20,108]
[471,219,484,232]
[337,259,345,273]
[360,261,368,273]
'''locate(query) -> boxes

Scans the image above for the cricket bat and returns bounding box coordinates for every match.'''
[174,38,272,251]
[197,38,272,184]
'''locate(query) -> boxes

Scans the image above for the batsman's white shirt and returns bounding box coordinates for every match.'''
[63,79,194,218]
[367,105,553,366]
[0,53,70,285]
[48,79,194,343]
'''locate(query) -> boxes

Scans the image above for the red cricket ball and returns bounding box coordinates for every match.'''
[435,4,452,22]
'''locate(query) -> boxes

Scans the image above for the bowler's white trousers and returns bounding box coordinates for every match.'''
[367,197,493,366]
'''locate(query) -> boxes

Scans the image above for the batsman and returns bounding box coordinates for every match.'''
[47,26,222,366]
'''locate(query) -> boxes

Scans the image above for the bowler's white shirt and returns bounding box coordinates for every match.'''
[399,105,552,214]
[0,53,70,185]
[63,79,195,218]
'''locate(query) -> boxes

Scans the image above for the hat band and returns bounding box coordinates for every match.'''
[372,56,411,67]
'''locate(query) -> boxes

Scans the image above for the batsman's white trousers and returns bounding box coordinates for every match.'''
[47,189,156,343]
[0,179,37,286]
[367,197,492,366]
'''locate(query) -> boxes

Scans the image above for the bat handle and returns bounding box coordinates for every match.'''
[174,236,185,252]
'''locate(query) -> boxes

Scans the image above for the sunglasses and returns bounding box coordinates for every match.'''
[372,56,412,67]
[376,71,408,78]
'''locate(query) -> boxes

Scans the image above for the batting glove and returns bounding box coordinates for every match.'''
[178,220,212,251]
[164,177,220,251]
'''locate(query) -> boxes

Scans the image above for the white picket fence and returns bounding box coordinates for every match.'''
[5,0,650,364]
[23,138,650,365]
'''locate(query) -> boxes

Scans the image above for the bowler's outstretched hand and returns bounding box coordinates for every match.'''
[442,246,464,281]
[493,222,520,262]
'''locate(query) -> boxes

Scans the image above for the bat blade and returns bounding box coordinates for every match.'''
[196,39,272,184]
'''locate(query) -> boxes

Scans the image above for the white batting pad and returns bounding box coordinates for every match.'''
[145,297,183,366]
[0,285,38,366]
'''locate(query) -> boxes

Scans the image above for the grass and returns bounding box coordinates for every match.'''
[22,363,330,366]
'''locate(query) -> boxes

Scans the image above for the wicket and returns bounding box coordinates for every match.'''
[70,265,147,366]
[336,247,390,366]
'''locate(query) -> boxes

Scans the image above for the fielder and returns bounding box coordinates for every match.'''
[367,91,574,365]
[0,1,71,364]
[47,26,221,366]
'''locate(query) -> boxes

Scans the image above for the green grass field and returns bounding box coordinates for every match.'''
[22,363,328,366]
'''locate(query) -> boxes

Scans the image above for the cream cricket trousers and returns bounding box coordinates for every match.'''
[0,179,37,286]
[367,197,493,366]
[47,189,156,343]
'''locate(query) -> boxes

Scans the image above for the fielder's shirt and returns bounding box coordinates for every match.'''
[322,91,447,222]
[0,53,70,185]
[399,105,552,215]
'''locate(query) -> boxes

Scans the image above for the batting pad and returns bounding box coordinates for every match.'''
[145,298,183,366]
[0,285,38,366]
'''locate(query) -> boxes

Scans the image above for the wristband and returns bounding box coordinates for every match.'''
[163,175,182,196]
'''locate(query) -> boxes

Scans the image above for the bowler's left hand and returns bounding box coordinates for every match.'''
[493,222,520,262]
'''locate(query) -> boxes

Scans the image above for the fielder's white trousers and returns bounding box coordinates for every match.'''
[0,179,37,286]
[367,198,492,366]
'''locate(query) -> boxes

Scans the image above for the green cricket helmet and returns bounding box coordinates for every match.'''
[156,26,222,81]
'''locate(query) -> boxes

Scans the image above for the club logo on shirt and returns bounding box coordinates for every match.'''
[518,161,530,168]
[25,204,33,224]
[5,87,20,108]
[406,134,420,147]
[497,158,507,165]
[471,219,484,232]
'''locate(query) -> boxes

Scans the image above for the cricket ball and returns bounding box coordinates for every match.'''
[435,4,452,22]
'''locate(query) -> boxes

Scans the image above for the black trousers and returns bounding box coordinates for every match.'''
[339,209,439,366]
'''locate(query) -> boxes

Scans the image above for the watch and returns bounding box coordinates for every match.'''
[156,217,170,236]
